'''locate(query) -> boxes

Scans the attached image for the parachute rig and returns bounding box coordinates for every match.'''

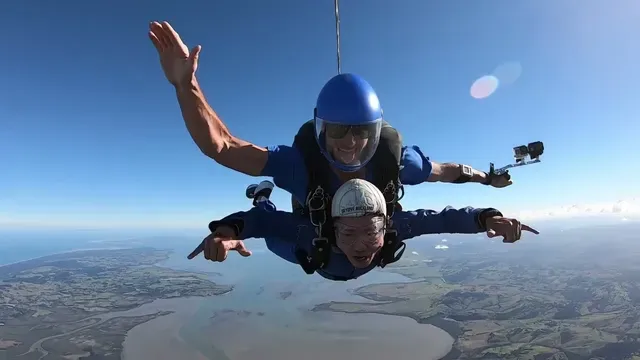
[489,141,545,176]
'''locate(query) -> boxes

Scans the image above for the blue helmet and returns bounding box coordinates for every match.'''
[314,73,383,172]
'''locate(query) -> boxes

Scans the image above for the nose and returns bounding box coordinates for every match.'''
[351,240,367,252]
[342,131,357,146]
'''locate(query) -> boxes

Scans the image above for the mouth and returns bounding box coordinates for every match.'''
[353,254,373,263]
[334,147,357,164]
[337,147,356,155]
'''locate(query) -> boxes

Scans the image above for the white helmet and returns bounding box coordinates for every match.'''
[331,179,387,218]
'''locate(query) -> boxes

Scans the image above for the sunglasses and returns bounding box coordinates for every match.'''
[325,123,375,139]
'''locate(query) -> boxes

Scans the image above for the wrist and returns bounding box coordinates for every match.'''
[209,218,244,237]
[175,76,199,93]
[452,164,474,183]
[480,172,492,185]
[476,208,503,230]
[471,170,489,184]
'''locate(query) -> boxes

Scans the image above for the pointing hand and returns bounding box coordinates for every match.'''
[188,225,252,262]
[485,216,539,243]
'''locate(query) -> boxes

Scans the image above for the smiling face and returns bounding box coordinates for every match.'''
[334,215,386,268]
[324,125,370,165]
[326,133,369,165]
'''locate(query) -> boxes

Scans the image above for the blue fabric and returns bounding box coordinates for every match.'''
[221,204,486,281]
[260,144,433,204]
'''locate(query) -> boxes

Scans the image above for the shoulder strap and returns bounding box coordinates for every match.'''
[370,121,403,215]
[293,120,333,273]
[293,119,333,204]
[368,121,406,268]
[370,121,402,188]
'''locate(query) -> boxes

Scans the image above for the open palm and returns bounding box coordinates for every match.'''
[148,21,201,87]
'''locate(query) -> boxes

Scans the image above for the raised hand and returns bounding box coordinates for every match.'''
[148,21,201,87]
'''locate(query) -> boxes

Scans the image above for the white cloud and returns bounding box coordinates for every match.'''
[506,198,640,221]
[411,251,419,255]
[441,239,448,242]
[435,244,449,250]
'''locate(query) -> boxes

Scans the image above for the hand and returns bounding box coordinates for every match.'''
[148,21,201,88]
[489,173,513,188]
[187,225,252,262]
[485,216,539,243]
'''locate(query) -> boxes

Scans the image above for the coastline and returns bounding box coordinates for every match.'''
[0,246,134,268]
[312,278,463,360]
[0,247,234,359]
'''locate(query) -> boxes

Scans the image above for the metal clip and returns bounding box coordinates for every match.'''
[307,186,327,227]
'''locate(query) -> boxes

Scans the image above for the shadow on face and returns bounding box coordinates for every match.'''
[334,215,385,268]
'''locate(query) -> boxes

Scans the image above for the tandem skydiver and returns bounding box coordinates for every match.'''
[149,21,515,276]
[187,179,538,281]
[148,21,513,208]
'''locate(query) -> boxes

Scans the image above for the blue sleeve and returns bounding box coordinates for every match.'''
[399,145,433,185]
[259,145,309,204]
[220,207,313,246]
[392,207,487,240]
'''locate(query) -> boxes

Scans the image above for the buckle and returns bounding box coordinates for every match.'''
[312,237,329,247]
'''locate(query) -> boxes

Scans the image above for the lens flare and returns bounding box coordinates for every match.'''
[493,61,522,86]
[470,75,499,99]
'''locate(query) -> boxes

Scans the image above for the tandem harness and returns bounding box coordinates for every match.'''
[291,120,407,279]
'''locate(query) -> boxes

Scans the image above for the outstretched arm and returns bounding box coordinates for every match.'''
[149,21,268,176]
[428,161,491,184]
[393,206,538,243]
[175,79,268,176]
[392,206,501,240]
[399,146,511,187]
[188,207,315,260]
[214,207,314,243]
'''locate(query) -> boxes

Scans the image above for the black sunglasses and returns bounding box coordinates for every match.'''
[325,123,375,139]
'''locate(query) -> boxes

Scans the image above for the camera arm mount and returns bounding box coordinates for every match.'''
[489,141,545,176]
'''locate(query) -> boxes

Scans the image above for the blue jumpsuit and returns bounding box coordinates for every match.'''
[219,201,493,281]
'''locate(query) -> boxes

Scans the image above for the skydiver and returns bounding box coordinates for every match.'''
[188,179,538,281]
[147,20,512,206]
[149,21,513,275]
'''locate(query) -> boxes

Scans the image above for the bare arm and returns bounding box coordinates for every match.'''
[427,161,489,184]
[175,78,267,176]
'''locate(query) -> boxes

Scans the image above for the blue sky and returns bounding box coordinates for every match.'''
[1,0,639,229]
